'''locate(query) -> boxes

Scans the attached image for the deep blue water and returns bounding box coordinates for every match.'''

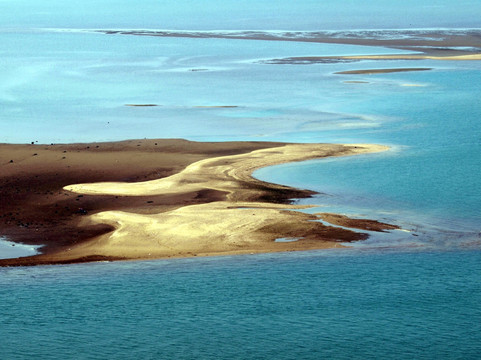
[1,250,481,359]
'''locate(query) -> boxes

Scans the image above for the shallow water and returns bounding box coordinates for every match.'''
[0,29,409,144]
[0,237,40,259]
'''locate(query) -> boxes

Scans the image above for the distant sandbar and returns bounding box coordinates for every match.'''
[335,68,432,75]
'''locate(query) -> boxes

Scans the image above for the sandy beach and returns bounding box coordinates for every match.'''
[0,139,396,266]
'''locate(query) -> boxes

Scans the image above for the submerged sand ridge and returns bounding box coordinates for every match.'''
[0,140,395,266]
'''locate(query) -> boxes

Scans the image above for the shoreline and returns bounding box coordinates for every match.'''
[0,139,397,266]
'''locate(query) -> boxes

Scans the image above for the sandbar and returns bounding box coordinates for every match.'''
[262,53,481,65]
[335,68,432,75]
[0,139,396,266]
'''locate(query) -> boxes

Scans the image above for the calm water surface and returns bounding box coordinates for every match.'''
[1,1,481,358]
[1,250,481,359]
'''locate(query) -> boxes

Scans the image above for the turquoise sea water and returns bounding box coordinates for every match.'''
[1,250,481,359]
[1,1,481,358]
[2,0,481,30]
[255,63,481,247]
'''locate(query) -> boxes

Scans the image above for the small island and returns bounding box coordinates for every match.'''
[0,139,396,266]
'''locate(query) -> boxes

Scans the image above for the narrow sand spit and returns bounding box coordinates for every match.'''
[335,68,432,75]
[64,143,388,198]
[347,54,481,61]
